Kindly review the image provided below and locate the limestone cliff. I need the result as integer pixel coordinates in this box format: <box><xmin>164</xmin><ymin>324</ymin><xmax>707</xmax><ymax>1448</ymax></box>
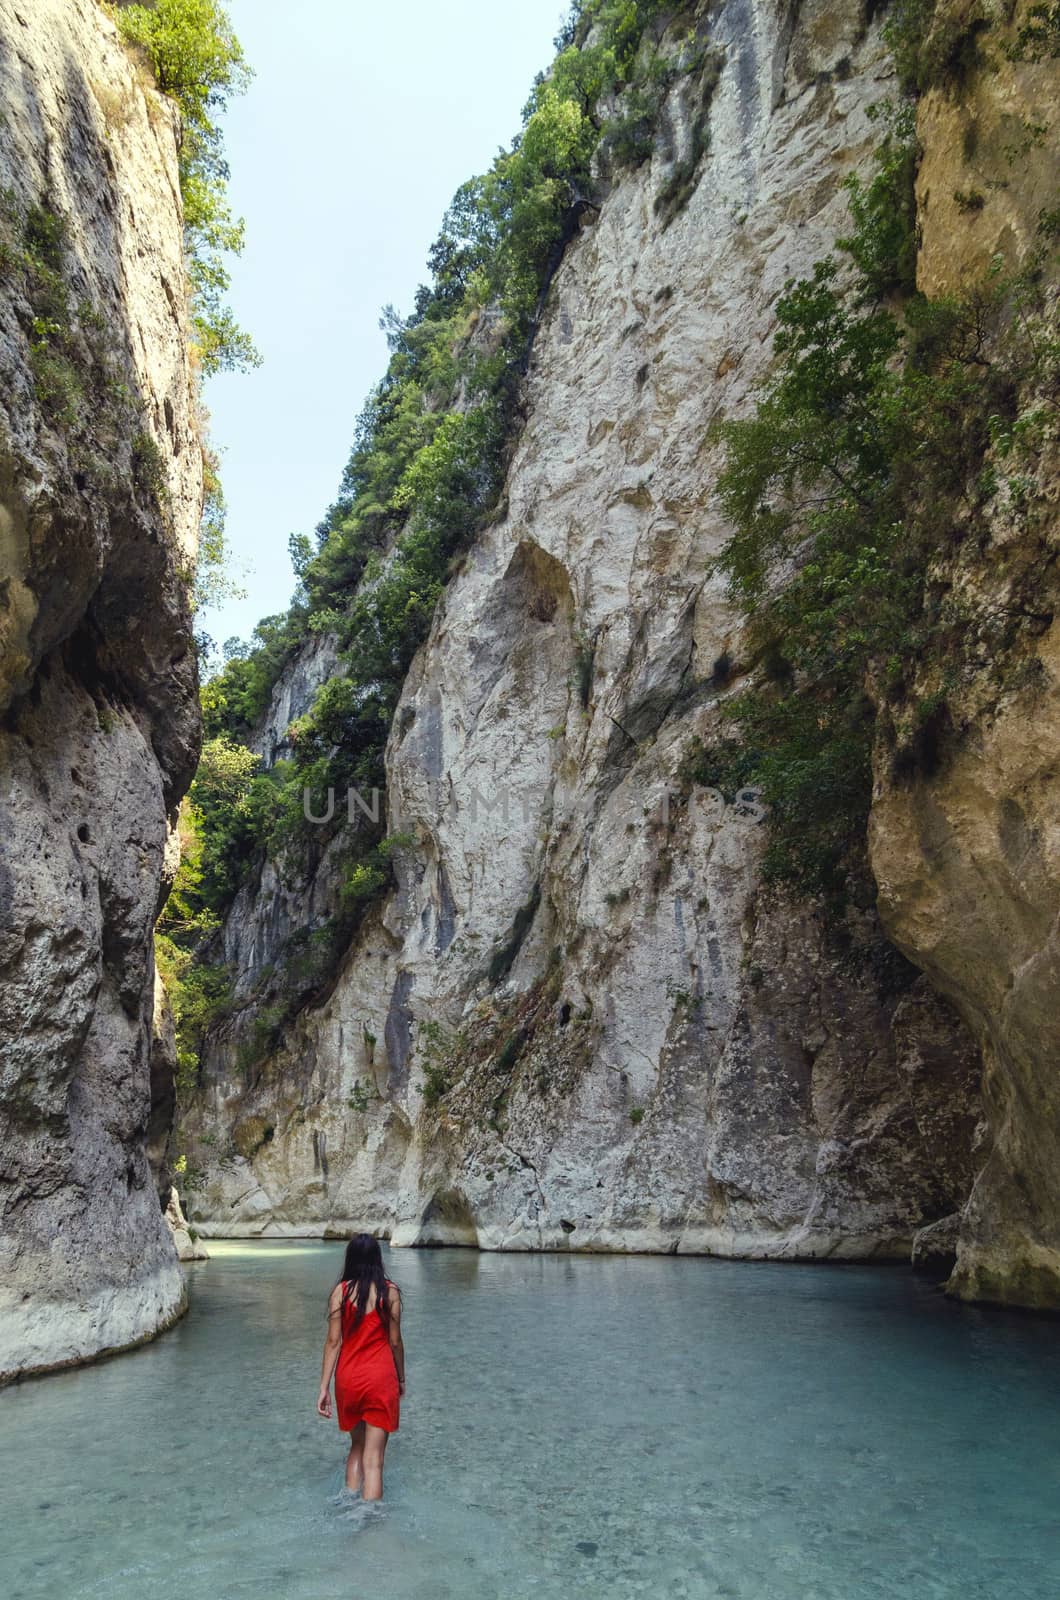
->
<box><xmin>0</xmin><ymin>0</ymin><xmax>202</xmax><ymax>1380</ymax></box>
<box><xmin>182</xmin><ymin>0</ymin><xmax>987</xmax><ymax>1264</ymax></box>
<box><xmin>870</xmin><ymin>0</ymin><xmax>1060</xmax><ymax>1307</ymax></box>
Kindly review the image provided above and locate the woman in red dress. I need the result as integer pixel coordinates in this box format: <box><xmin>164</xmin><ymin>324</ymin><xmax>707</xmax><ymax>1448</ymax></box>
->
<box><xmin>317</xmin><ymin>1234</ymin><xmax>405</xmax><ymax>1501</ymax></box>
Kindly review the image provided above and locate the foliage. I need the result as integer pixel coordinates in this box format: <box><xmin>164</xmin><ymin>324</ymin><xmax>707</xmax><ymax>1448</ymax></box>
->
<box><xmin>338</xmin><ymin>832</ymin><xmax>415</xmax><ymax>910</ymax></box>
<box><xmin>155</xmin><ymin>932</ymin><xmax>232</xmax><ymax>1096</ymax></box>
<box><xmin>193</xmin><ymin>457</ymin><xmax>246</xmax><ymax>620</ymax></box>
<box><xmin>155</xmin><ymin>751</ymin><xmax>261</xmax><ymax>1094</ymax></box>
<box><xmin>1007</xmin><ymin>2</ymin><xmax>1060</xmax><ymax>61</ymax></box>
<box><xmin>116</xmin><ymin>0</ymin><xmax>259</xmax><ymax>374</ymax></box>
<box><xmin>678</xmin><ymin>736</ymin><xmax>759</xmax><ymax>802</ymax></box>
<box><xmin>201</xmin><ymin>613</ymin><xmax>307</xmax><ymax>738</ymax></box>
<box><xmin>342</xmin><ymin>403</ymin><xmax>508</xmax><ymax>689</ymax></box>
<box><xmin>0</xmin><ymin>192</ymin><xmax>175</xmax><ymax>511</ymax></box>
<box><xmin>160</xmin><ymin>737</ymin><xmax>271</xmax><ymax>934</ymax></box>
<box><xmin>838</xmin><ymin>101</ymin><xmax>919</xmax><ymax>297</ymax></box>
<box><xmin>419</xmin><ymin>1020</ymin><xmax>456</xmax><ymax>1108</ymax></box>
<box><xmin>132</xmin><ymin>430</ymin><xmax>169</xmax><ymax>499</ymax></box>
<box><xmin>178</xmin><ymin>2</ymin><xmax>718</xmax><ymax>1071</ymax></box>
<box><xmin>3</xmin><ymin>195</ymin><xmax>79</xmax><ymax>426</ymax></box>
<box><xmin>164</xmin><ymin>821</ymin><xmax>413</xmax><ymax>1084</ymax></box>
<box><xmin>199</xmin><ymin>0</ymin><xmax>715</xmax><ymax>864</ymax></box>
<box><xmin>711</xmin><ymin>106</ymin><xmax>1057</xmax><ymax>897</ymax></box>
<box><xmin>882</xmin><ymin>0</ymin><xmax>939</xmax><ymax>94</ymax></box>
<box><xmin>601</xmin><ymin>83</ymin><xmax>661</xmax><ymax>169</ymax></box>
<box><xmin>882</xmin><ymin>0</ymin><xmax>993</xmax><ymax>97</ymax></box>
<box><xmin>347</xmin><ymin>1078</ymin><xmax>375</xmax><ymax>1114</ymax></box>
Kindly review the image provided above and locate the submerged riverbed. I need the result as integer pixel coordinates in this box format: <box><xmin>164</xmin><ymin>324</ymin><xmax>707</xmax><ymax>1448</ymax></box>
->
<box><xmin>1</xmin><ymin>1243</ymin><xmax>1058</xmax><ymax>1598</ymax></box>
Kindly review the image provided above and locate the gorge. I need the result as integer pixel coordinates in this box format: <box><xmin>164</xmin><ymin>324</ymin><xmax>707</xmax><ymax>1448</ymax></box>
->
<box><xmin>2</xmin><ymin>0</ymin><xmax>1060</xmax><ymax>1391</ymax></box>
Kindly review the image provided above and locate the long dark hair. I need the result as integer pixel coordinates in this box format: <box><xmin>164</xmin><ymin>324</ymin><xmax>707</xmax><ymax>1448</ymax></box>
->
<box><xmin>336</xmin><ymin>1233</ymin><xmax>392</xmax><ymax>1332</ymax></box>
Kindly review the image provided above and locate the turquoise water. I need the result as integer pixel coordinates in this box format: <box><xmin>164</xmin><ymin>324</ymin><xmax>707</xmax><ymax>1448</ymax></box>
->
<box><xmin>1</xmin><ymin>1243</ymin><xmax>1059</xmax><ymax>1599</ymax></box>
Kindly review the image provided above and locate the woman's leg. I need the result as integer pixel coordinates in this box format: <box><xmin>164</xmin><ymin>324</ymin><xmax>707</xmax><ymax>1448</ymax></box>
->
<box><xmin>362</xmin><ymin>1424</ymin><xmax>389</xmax><ymax>1501</ymax></box>
<box><xmin>345</xmin><ymin>1422</ymin><xmax>366</xmax><ymax>1492</ymax></box>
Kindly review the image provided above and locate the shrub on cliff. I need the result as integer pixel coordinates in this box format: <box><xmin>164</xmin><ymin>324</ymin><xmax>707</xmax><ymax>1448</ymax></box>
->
<box><xmin>200</xmin><ymin>0</ymin><xmax>705</xmax><ymax>821</ymax></box>
<box><xmin>712</xmin><ymin>115</ymin><xmax>1058</xmax><ymax>898</ymax></box>
<box><xmin>116</xmin><ymin>0</ymin><xmax>258</xmax><ymax>374</ymax></box>
<box><xmin>180</xmin><ymin>0</ymin><xmax>720</xmax><ymax>1058</ymax></box>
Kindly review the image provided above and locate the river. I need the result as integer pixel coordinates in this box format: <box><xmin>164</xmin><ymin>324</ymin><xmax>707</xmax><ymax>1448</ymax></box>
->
<box><xmin>1</xmin><ymin>1242</ymin><xmax>1058</xmax><ymax>1598</ymax></box>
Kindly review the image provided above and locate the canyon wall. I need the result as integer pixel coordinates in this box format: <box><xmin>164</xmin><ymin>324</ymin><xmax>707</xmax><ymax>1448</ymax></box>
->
<box><xmin>182</xmin><ymin>0</ymin><xmax>988</xmax><ymax>1267</ymax></box>
<box><xmin>870</xmin><ymin>0</ymin><xmax>1060</xmax><ymax>1307</ymax></box>
<box><xmin>0</xmin><ymin>0</ymin><xmax>202</xmax><ymax>1380</ymax></box>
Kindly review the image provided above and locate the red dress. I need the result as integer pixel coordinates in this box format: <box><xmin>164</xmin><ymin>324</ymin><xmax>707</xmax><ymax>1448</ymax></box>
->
<box><xmin>334</xmin><ymin>1278</ymin><xmax>400</xmax><ymax>1434</ymax></box>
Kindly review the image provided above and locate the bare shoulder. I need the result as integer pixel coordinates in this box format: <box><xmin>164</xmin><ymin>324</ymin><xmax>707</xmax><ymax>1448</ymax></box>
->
<box><xmin>328</xmin><ymin>1282</ymin><xmax>345</xmax><ymax>1315</ymax></box>
<box><xmin>386</xmin><ymin>1279</ymin><xmax>402</xmax><ymax>1311</ymax></box>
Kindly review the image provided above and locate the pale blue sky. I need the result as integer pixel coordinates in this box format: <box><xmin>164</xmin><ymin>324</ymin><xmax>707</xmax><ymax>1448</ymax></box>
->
<box><xmin>199</xmin><ymin>0</ymin><xmax>567</xmax><ymax>653</ymax></box>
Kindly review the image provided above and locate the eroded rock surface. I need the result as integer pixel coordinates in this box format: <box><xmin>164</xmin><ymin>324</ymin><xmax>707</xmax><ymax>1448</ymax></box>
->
<box><xmin>183</xmin><ymin>0</ymin><xmax>984</xmax><ymax>1264</ymax></box>
<box><xmin>164</xmin><ymin>1187</ymin><xmax>209</xmax><ymax>1263</ymax></box>
<box><xmin>869</xmin><ymin>0</ymin><xmax>1060</xmax><ymax>1307</ymax></box>
<box><xmin>0</xmin><ymin>0</ymin><xmax>201</xmax><ymax>1381</ymax></box>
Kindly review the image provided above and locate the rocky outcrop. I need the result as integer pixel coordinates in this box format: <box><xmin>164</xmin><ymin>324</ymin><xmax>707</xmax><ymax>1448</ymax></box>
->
<box><xmin>869</xmin><ymin>0</ymin><xmax>1060</xmax><ymax>1308</ymax></box>
<box><xmin>220</xmin><ymin>631</ymin><xmax>346</xmax><ymax>1001</ymax></box>
<box><xmin>164</xmin><ymin>1187</ymin><xmax>209</xmax><ymax>1262</ymax></box>
<box><xmin>182</xmin><ymin>0</ymin><xmax>985</xmax><ymax>1262</ymax></box>
<box><xmin>250</xmin><ymin>630</ymin><xmax>339</xmax><ymax>769</ymax></box>
<box><xmin>0</xmin><ymin>0</ymin><xmax>202</xmax><ymax>1381</ymax></box>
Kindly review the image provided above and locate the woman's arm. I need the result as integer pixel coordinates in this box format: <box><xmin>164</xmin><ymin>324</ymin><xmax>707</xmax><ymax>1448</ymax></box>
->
<box><xmin>387</xmin><ymin>1283</ymin><xmax>406</xmax><ymax>1394</ymax></box>
<box><xmin>317</xmin><ymin>1284</ymin><xmax>343</xmax><ymax>1417</ymax></box>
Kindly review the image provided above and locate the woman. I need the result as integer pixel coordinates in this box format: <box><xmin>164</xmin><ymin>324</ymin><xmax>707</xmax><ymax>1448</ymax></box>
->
<box><xmin>317</xmin><ymin>1234</ymin><xmax>405</xmax><ymax>1501</ymax></box>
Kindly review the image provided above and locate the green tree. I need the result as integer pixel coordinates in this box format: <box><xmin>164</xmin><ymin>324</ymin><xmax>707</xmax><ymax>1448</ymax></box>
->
<box><xmin>712</xmin><ymin>149</ymin><xmax>1051</xmax><ymax>898</ymax></box>
<box><xmin>117</xmin><ymin>0</ymin><xmax>259</xmax><ymax>374</ymax></box>
<box><xmin>175</xmin><ymin>0</ymin><xmax>720</xmax><ymax>990</ymax></box>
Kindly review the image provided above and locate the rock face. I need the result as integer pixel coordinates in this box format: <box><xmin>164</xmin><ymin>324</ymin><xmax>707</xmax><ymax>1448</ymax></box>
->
<box><xmin>872</xmin><ymin>604</ymin><xmax>1060</xmax><ymax>1307</ymax></box>
<box><xmin>0</xmin><ymin>0</ymin><xmax>201</xmax><ymax>1381</ymax></box>
<box><xmin>164</xmin><ymin>1187</ymin><xmax>209</xmax><ymax>1263</ymax></box>
<box><xmin>182</xmin><ymin>0</ymin><xmax>986</xmax><ymax>1262</ymax></box>
<box><xmin>869</xmin><ymin>0</ymin><xmax>1060</xmax><ymax>1308</ymax></box>
<box><xmin>874</xmin><ymin>663</ymin><xmax>1060</xmax><ymax>1305</ymax></box>
<box><xmin>221</xmin><ymin>631</ymin><xmax>346</xmax><ymax>1002</ymax></box>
